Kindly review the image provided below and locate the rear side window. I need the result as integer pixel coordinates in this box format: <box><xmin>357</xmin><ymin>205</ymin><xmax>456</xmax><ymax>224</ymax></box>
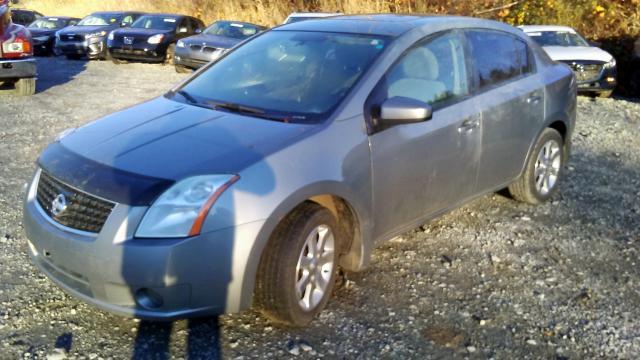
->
<box><xmin>466</xmin><ymin>30</ymin><xmax>532</xmax><ymax>90</ymax></box>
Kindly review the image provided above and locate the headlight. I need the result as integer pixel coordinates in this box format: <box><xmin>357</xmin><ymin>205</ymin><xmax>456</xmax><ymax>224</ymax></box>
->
<box><xmin>147</xmin><ymin>34</ymin><xmax>165</xmax><ymax>45</ymax></box>
<box><xmin>33</xmin><ymin>36</ymin><xmax>49</xmax><ymax>42</ymax></box>
<box><xmin>135</xmin><ymin>175</ymin><xmax>239</xmax><ymax>238</ymax></box>
<box><xmin>85</xmin><ymin>31</ymin><xmax>107</xmax><ymax>39</ymax></box>
<box><xmin>108</xmin><ymin>31</ymin><xmax>114</xmax><ymax>41</ymax></box>
<box><xmin>177</xmin><ymin>40</ymin><xmax>185</xmax><ymax>48</ymax></box>
<box><xmin>604</xmin><ymin>58</ymin><xmax>616</xmax><ymax>69</ymax></box>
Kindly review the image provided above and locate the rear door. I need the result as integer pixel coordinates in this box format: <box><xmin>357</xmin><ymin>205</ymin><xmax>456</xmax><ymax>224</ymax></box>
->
<box><xmin>464</xmin><ymin>29</ymin><xmax>544</xmax><ymax>192</ymax></box>
<box><xmin>369</xmin><ymin>30</ymin><xmax>482</xmax><ymax>239</ymax></box>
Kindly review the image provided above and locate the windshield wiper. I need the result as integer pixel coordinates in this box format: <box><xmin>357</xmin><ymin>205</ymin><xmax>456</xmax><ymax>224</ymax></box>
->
<box><xmin>170</xmin><ymin>89</ymin><xmax>198</xmax><ymax>104</ymax></box>
<box><xmin>212</xmin><ymin>102</ymin><xmax>291</xmax><ymax>122</ymax></box>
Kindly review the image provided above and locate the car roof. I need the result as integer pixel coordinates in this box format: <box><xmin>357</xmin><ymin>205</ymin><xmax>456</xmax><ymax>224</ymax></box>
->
<box><xmin>278</xmin><ymin>14</ymin><xmax>517</xmax><ymax>38</ymax></box>
<box><xmin>519</xmin><ymin>25</ymin><xmax>577</xmax><ymax>33</ymax></box>
<box><xmin>214</xmin><ymin>19</ymin><xmax>264</xmax><ymax>28</ymax></box>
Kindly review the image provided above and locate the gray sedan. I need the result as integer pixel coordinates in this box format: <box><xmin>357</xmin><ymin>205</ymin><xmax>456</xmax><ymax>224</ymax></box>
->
<box><xmin>174</xmin><ymin>20</ymin><xmax>266</xmax><ymax>72</ymax></box>
<box><xmin>23</xmin><ymin>15</ymin><xmax>576</xmax><ymax>326</ymax></box>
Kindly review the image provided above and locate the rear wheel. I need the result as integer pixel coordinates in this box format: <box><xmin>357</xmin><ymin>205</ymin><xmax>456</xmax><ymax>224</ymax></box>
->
<box><xmin>14</xmin><ymin>78</ymin><xmax>36</xmax><ymax>96</ymax></box>
<box><xmin>255</xmin><ymin>203</ymin><xmax>340</xmax><ymax>326</ymax></box>
<box><xmin>164</xmin><ymin>44</ymin><xmax>175</xmax><ymax>66</ymax></box>
<box><xmin>508</xmin><ymin>128</ymin><xmax>564</xmax><ymax>204</ymax></box>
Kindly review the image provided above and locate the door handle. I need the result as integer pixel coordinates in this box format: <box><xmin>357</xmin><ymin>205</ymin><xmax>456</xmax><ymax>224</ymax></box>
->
<box><xmin>527</xmin><ymin>94</ymin><xmax>542</xmax><ymax>104</ymax></box>
<box><xmin>458</xmin><ymin>118</ymin><xmax>480</xmax><ymax>133</ymax></box>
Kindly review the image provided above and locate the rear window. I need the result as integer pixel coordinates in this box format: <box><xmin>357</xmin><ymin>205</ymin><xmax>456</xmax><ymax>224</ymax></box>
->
<box><xmin>466</xmin><ymin>30</ymin><xmax>532</xmax><ymax>90</ymax></box>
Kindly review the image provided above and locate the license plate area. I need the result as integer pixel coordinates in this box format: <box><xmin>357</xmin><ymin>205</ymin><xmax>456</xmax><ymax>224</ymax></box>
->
<box><xmin>124</xmin><ymin>37</ymin><xmax>134</xmax><ymax>45</ymax></box>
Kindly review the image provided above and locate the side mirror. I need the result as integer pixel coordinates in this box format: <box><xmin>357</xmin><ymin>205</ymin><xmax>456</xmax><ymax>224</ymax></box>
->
<box><xmin>379</xmin><ymin>96</ymin><xmax>432</xmax><ymax>125</ymax></box>
<box><xmin>178</xmin><ymin>27</ymin><xmax>188</xmax><ymax>34</ymax></box>
<box><xmin>194</xmin><ymin>28</ymin><xmax>202</xmax><ymax>34</ymax></box>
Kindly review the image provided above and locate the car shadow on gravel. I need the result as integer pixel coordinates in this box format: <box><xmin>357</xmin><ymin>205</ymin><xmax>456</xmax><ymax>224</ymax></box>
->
<box><xmin>36</xmin><ymin>57</ymin><xmax>88</xmax><ymax>94</ymax></box>
<box><xmin>133</xmin><ymin>318</ymin><xmax>221</xmax><ymax>359</ymax></box>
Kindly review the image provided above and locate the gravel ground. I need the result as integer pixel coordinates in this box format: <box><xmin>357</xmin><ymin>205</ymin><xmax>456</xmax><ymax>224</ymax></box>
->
<box><xmin>0</xmin><ymin>57</ymin><xmax>639</xmax><ymax>359</ymax></box>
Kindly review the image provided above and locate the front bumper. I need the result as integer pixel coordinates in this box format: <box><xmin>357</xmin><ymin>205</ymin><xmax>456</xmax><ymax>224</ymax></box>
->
<box><xmin>575</xmin><ymin>66</ymin><xmax>617</xmax><ymax>94</ymax></box>
<box><xmin>23</xmin><ymin>170</ymin><xmax>265</xmax><ymax>320</ymax></box>
<box><xmin>108</xmin><ymin>43</ymin><xmax>166</xmax><ymax>62</ymax></box>
<box><xmin>174</xmin><ymin>46</ymin><xmax>221</xmax><ymax>69</ymax></box>
<box><xmin>58</xmin><ymin>37</ymin><xmax>106</xmax><ymax>58</ymax></box>
<box><xmin>0</xmin><ymin>57</ymin><xmax>37</xmax><ymax>80</ymax></box>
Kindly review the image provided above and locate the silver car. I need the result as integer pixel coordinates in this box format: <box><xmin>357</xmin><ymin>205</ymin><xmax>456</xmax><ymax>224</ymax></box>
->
<box><xmin>23</xmin><ymin>15</ymin><xmax>576</xmax><ymax>326</ymax></box>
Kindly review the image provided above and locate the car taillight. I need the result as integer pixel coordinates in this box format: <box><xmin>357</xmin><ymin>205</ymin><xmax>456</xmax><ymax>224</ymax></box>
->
<box><xmin>2</xmin><ymin>34</ymin><xmax>32</xmax><ymax>58</ymax></box>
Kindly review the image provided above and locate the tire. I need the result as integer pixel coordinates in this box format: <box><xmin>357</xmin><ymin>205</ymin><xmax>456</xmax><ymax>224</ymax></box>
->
<box><xmin>175</xmin><ymin>65</ymin><xmax>191</xmax><ymax>74</ymax></box>
<box><xmin>508</xmin><ymin>128</ymin><xmax>564</xmax><ymax>204</ymax></box>
<box><xmin>255</xmin><ymin>202</ymin><xmax>340</xmax><ymax>326</ymax></box>
<box><xmin>112</xmin><ymin>57</ymin><xmax>126</xmax><ymax>65</ymax></box>
<box><xmin>164</xmin><ymin>44</ymin><xmax>175</xmax><ymax>66</ymax></box>
<box><xmin>14</xmin><ymin>78</ymin><xmax>36</xmax><ymax>96</ymax></box>
<box><xmin>598</xmin><ymin>90</ymin><xmax>613</xmax><ymax>98</ymax></box>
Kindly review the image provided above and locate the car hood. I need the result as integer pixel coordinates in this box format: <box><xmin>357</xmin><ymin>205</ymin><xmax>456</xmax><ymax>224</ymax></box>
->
<box><xmin>58</xmin><ymin>25</ymin><xmax>115</xmax><ymax>35</ymax></box>
<box><xmin>182</xmin><ymin>33</ymin><xmax>242</xmax><ymax>49</ymax></box>
<box><xmin>38</xmin><ymin>96</ymin><xmax>314</xmax><ymax>204</ymax></box>
<box><xmin>28</xmin><ymin>28</ymin><xmax>56</xmax><ymax>37</ymax></box>
<box><xmin>542</xmin><ymin>46</ymin><xmax>613</xmax><ymax>63</ymax></box>
<box><xmin>114</xmin><ymin>27</ymin><xmax>173</xmax><ymax>37</ymax></box>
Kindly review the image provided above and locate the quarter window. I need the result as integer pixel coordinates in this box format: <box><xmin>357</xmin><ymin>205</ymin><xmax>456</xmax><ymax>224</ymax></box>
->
<box><xmin>466</xmin><ymin>30</ymin><xmax>532</xmax><ymax>89</ymax></box>
<box><xmin>383</xmin><ymin>31</ymin><xmax>469</xmax><ymax>107</ymax></box>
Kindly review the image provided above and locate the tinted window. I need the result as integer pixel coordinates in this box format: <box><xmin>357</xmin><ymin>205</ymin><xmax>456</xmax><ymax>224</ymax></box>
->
<box><xmin>466</xmin><ymin>30</ymin><xmax>532</xmax><ymax>89</ymax></box>
<box><xmin>383</xmin><ymin>31</ymin><xmax>469</xmax><ymax>107</ymax></box>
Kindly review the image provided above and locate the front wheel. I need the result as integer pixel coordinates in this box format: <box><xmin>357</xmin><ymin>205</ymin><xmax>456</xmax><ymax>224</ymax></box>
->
<box><xmin>508</xmin><ymin>128</ymin><xmax>565</xmax><ymax>204</ymax></box>
<box><xmin>255</xmin><ymin>202</ymin><xmax>340</xmax><ymax>326</ymax></box>
<box><xmin>14</xmin><ymin>78</ymin><xmax>36</xmax><ymax>96</ymax></box>
<box><xmin>164</xmin><ymin>44</ymin><xmax>175</xmax><ymax>66</ymax></box>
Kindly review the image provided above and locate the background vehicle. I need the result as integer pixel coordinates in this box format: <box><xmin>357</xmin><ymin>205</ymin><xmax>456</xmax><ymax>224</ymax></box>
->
<box><xmin>283</xmin><ymin>12</ymin><xmax>341</xmax><ymax>24</ymax></box>
<box><xmin>28</xmin><ymin>16</ymin><xmax>79</xmax><ymax>56</ymax></box>
<box><xmin>631</xmin><ymin>37</ymin><xmax>640</xmax><ymax>96</ymax></box>
<box><xmin>107</xmin><ymin>13</ymin><xmax>204</xmax><ymax>65</ymax></box>
<box><xmin>10</xmin><ymin>8</ymin><xmax>42</xmax><ymax>26</ymax></box>
<box><xmin>1</xmin><ymin>0</ymin><xmax>36</xmax><ymax>95</ymax></box>
<box><xmin>521</xmin><ymin>25</ymin><xmax>617</xmax><ymax>97</ymax></box>
<box><xmin>174</xmin><ymin>20</ymin><xmax>265</xmax><ymax>72</ymax></box>
<box><xmin>56</xmin><ymin>11</ymin><xmax>143</xmax><ymax>60</ymax></box>
<box><xmin>24</xmin><ymin>15</ymin><xmax>576</xmax><ymax>326</ymax></box>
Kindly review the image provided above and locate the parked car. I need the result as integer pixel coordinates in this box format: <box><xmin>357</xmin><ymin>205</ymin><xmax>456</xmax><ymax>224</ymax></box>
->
<box><xmin>56</xmin><ymin>11</ymin><xmax>144</xmax><ymax>60</ymax></box>
<box><xmin>1</xmin><ymin>0</ymin><xmax>36</xmax><ymax>95</ymax></box>
<box><xmin>28</xmin><ymin>16</ymin><xmax>79</xmax><ymax>56</ymax></box>
<box><xmin>283</xmin><ymin>12</ymin><xmax>341</xmax><ymax>24</ymax></box>
<box><xmin>24</xmin><ymin>15</ymin><xmax>576</xmax><ymax>326</ymax></box>
<box><xmin>10</xmin><ymin>8</ymin><xmax>42</xmax><ymax>26</ymax></box>
<box><xmin>520</xmin><ymin>25</ymin><xmax>616</xmax><ymax>97</ymax></box>
<box><xmin>174</xmin><ymin>20</ymin><xmax>266</xmax><ymax>72</ymax></box>
<box><xmin>107</xmin><ymin>13</ymin><xmax>204</xmax><ymax>65</ymax></box>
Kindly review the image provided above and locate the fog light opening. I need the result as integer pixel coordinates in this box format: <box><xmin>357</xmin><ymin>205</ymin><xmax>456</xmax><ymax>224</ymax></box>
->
<box><xmin>135</xmin><ymin>288</ymin><xmax>164</xmax><ymax>309</ymax></box>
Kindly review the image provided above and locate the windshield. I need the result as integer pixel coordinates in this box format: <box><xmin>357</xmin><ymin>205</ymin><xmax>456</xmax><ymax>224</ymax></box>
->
<box><xmin>177</xmin><ymin>31</ymin><xmax>388</xmax><ymax>123</ymax></box>
<box><xmin>28</xmin><ymin>18</ymin><xmax>65</xmax><ymax>29</ymax></box>
<box><xmin>285</xmin><ymin>16</ymin><xmax>318</xmax><ymax>24</ymax></box>
<box><xmin>527</xmin><ymin>31</ymin><xmax>589</xmax><ymax>47</ymax></box>
<box><xmin>131</xmin><ymin>15</ymin><xmax>178</xmax><ymax>30</ymax></box>
<box><xmin>77</xmin><ymin>13</ymin><xmax>121</xmax><ymax>26</ymax></box>
<box><xmin>203</xmin><ymin>21</ymin><xmax>259</xmax><ymax>39</ymax></box>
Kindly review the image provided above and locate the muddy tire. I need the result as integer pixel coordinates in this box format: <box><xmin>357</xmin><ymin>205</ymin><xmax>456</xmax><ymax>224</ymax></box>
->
<box><xmin>14</xmin><ymin>78</ymin><xmax>36</xmax><ymax>96</ymax></box>
<box><xmin>255</xmin><ymin>202</ymin><xmax>340</xmax><ymax>326</ymax></box>
<box><xmin>508</xmin><ymin>128</ymin><xmax>565</xmax><ymax>204</ymax></box>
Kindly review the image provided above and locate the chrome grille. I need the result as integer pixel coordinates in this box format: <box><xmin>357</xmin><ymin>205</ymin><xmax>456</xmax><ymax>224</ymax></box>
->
<box><xmin>36</xmin><ymin>171</ymin><xmax>115</xmax><ymax>233</ymax></box>
<box><xmin>563</xmin><ymin>61</ymin><xmax>604</xmax><ymax>83</ymax></box>
<box><xmin>60</xmin><ymin>34</ymin><xmax>84</xmax><ymax>42</ymax></box>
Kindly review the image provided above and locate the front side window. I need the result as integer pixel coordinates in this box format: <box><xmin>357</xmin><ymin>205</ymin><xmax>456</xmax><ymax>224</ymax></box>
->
<box><xmin>383</xmin><ymin>31</ymin><xmax>469</xmax><ymax>107</ymax></box>
<box><xmin>526</xmin><ymin>31</ymin><xmax>589</xmax><ymax>47</ymax></box>
<box><xmin>178</xmin><ymin>31</ymin><xmax>389</xmax><ymax>123</ymax></box>
<box><xmin>122</xmin><ymin>15</ymin><xmax>134</xmax><ymax>26</ymax></box>
<box><xmin>466</xmin><ymin>30</ymin><xmax>532</xmax><ymax>90</ymax></box>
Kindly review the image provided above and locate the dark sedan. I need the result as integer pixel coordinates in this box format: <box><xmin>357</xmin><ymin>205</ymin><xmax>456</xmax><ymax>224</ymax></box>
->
<box><xmin>28</xmin><ymin>16</ymin><xmax>79</xmax><ymax>56</ymax></box>
<box><xmin>174</xmin><ymin>20</ymin><xmax>266</xmax><ymax>72</ymax></box>
<box><xmin>56</xmin><ymin>11</ymin><xmax>144</xmax><ymax>60</ymax></box>
<box><xmin>107</xmin><ymin>13</ymin><xmax>204</xmax><ymax>64</ymax></box>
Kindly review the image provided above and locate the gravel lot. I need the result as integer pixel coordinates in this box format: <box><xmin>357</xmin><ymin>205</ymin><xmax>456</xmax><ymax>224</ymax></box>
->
<box><xmin>1</xmin><ymin>57</ymin><xmax>639</xmax><ymax>359</ymax></box>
